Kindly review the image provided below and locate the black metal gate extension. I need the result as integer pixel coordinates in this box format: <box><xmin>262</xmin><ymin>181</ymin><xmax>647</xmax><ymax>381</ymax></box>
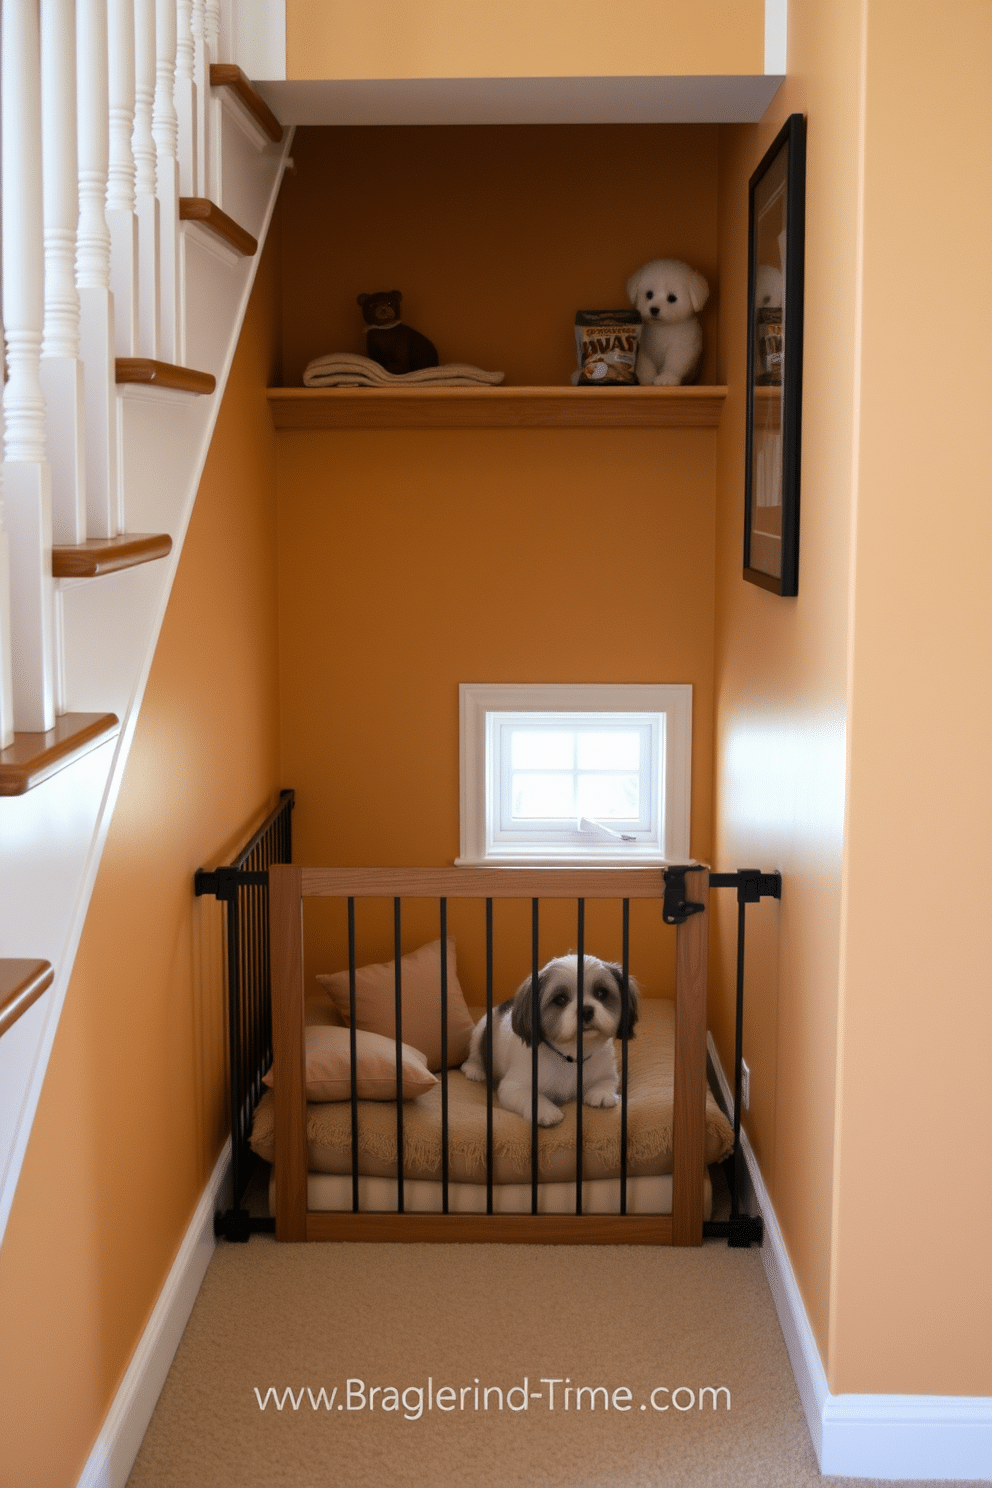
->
<box><xmin>195</xmin><ymin>789</ymin><xmax>294</xmax><ymax>1241</ymax></box>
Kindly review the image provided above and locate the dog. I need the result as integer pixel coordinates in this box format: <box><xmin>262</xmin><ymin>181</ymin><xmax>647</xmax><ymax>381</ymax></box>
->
<box><xmin>461</xmin><ymin>955</ymin><xmax>640</xmax><ymax>1126</ymax></box>
<box><xmin>626</xmin><ymin>258</ymin><xmax>709</xmax><ymax>386</ymax></box>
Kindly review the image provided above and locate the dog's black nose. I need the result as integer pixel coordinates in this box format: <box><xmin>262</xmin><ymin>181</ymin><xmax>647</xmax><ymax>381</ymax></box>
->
<box><xmin>650</xmin><ymin>305</ymin><xmax>659</xmax><ymax>315</ymax></box>
<box><xmin>583</xmin><ymin>1005</ymin><xmax>595</xmax><ymax>1023</ymax></box>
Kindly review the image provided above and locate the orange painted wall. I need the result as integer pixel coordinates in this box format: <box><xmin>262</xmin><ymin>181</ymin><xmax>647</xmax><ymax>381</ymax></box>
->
<box><xmin>711</xmin><ymin>0</ymin><xmax>992</xmax><ymax>1398</ymax></box>
<box><xmin>275</xmin><ymin>123</ymin><xmax>719</xmax><ymax>1000</ymax></box>
<box><xmin>286</xmin><ymin>0</ymin><xmax>766</xmax><ymax>82</ymax></box>
<box><xmin>278</xmin><ymin>124</ymin><xmax>719</xmax><ymax>389</ymax></box>
<box><xmin>0</xmin><ymin>232</ymin><xmax>283</xmax><ymax>1486</ymax></box>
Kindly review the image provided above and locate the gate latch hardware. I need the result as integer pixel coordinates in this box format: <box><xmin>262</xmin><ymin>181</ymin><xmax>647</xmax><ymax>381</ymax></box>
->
<box><xmin>662</xmin><ymin>865</ymin><xmax>705</xmax><ymax>926</ymax></box>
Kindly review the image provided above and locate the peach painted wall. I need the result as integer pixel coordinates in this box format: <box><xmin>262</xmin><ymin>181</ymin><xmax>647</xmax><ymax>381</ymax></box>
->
<box><xmin>286</xmin><ymin>0</ymin><xmax>765</xmax><ymax>82</ymax></box>
<box><xmin>829</xmin><ymin>0</ymin><xmax>992</xmax><ymax>1396</ymax></box>
<box><xmin>0</xmin><ymin>233</ymin><xmax>283</xmax><ymax>1486</ymax></box>
<box><xmin>712</xmin><ymin>0</ymin><xmax>992</xmax><ymax>1398</ymax></box>
<box><xmin>710</xmin><ymin>0</ymin><xmax>862</xmax><ymax>1370</ymax></box>
<box><xmin>278</xmin><ymin>124</ymin><xmax>720</xmax><ymax>389</ymax></box>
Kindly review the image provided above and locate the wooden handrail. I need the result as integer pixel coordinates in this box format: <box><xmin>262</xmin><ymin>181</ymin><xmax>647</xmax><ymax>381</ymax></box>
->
<box><xmin>179</xmin><ymin>198</ymin><xmax>258</xmax><ymax>256</ymax></box>
<box><xmin>0</xmin><ymin>960</ymin><xmax>53</xmax><ymax>1038</ymax></box>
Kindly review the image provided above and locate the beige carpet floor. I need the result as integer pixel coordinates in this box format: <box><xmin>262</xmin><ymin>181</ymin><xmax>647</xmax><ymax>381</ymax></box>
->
<box><xmin>127</xmin><ymin>1234</ymin><xmax>981</xmax><ymax>1488</ymax></box>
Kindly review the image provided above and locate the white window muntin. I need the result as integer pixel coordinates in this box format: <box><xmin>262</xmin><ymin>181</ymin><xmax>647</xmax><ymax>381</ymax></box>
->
<box><xmin>458</xmin><ymin>683</ymin><xmax>692</xmax><ymax>865</ymax></box>
<box><xmin>494</xmin><ymin>714</ymin><xmax>659</xmax><ymax>843</ymax></box>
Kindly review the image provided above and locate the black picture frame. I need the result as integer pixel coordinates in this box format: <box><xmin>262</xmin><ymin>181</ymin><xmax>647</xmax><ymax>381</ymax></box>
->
<box><xmin>744</xmin><ymin>113</ymin><xmax>806</xmax><ymax>597</ymax></box>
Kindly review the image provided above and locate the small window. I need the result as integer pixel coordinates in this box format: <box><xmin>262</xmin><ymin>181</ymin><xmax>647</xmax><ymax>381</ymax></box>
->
<box><xmin>458</xmin><ymin>683</ymin><xmax>692</xmax><ymax>864</ymax></box>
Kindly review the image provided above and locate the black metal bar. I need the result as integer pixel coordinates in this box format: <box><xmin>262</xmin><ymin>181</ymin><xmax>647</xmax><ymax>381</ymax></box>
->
<box><xmin>730</xmin><ymin>893</ymin><xmax>746</xmax><ymax>1223</ymax></box>
<box><xmin>205</xmin><ymin>791</ymin><xmax>294</xmax><ymax>1243</ymax></box>
<box><xmin>225</xmin><ymin>879</ymin><xmax>242</xmax><ymax>1206</ymax></box>
<box><xmin>575</xmin><ymin>899</ymin><xmax>584</xmax><ymax>1216</ymax></box>
<box><xmin>620</xmin><ymin>898</ymin><xmax>629</xmax><ymax>1216</ymax></box>
<box><xmin>348</xmin><ymin>898</ymin><xmax>359</xmax><ymax>1214</ymax></box>
<box><xmin>704</xmin><ymin>868</ymin><xmax>780</xmax><ymax>1248</ymax></box>
<box><xmin>531</xmin><ymin>898</ymin><xmax>539</xmax><ymax>1216</ymax></box>
<box><xmin>440</xmin><ymin>897</ymin><xmax>449</xmax><ymax>1214</ymax></box>
<box><xmin>485</xmin><ymin>898</ymin><xmax>494</xmax><ymax>1216</ymax></box>
<box><xmin>394</xmin><ymin>897</ymin><xmax>404</xmax><ymax>1214</ymax></box>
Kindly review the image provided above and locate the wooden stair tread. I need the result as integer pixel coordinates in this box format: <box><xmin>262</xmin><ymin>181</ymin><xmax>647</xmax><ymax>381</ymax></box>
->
<box><xmin>267</xmin><ymin>384</ymin><xmax>729</xmax><ymax>430</ymax></box>
<box><xmin>116</xmin><ymin>358</ymin><xmax>215</xmax><ymax>395</ymax></box>
<box><xmin>0</xmin><ymin>712</ymin><xmax>120</xmax><ymax>796</ymax></box>
<box><xmin>52</xmin><ymin>532</ymin><xmax>173</xmax><ymax>579</ymax></box>
<box><xmin>210</xmin><ymin>63</ymin><xmax>282</xmax><ymax>142</ymax></box>
<box><xmin>179</xmin><ymin>198</ymin><xmax>257</xmax><ymax>256</ymax></box>
<box><xmin>0</xmin><ymin>960</ymin><xmax>54</xmax><ymax>1039</ymax></box>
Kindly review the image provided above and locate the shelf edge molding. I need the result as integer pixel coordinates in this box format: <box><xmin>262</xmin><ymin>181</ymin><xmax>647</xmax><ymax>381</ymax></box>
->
<box><xmin>267</xmin><ymin>384</ymin><xmax>728</xmax><ymax>431</ymax></box>
<box><xmin>0</xmin><ymin>713</ymin><xmax>120</xmax><ymax>796</ymax></box>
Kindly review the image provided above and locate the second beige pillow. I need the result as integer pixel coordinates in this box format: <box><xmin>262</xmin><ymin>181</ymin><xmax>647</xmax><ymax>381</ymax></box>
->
<box><xmin>318</xmin><ymin>937</ymin><xmax>475</xmax><ymax>1071</ymax></box>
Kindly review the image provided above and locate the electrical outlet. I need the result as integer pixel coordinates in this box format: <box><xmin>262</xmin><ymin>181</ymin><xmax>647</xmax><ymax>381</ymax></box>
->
<box><xmin>741</xmin><ymin>1060</ymin><xmax>751</xmax><ymax>1111</ymax></box>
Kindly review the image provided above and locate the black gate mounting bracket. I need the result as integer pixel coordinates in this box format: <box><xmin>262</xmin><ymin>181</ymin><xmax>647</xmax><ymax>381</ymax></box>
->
<box><xmin>709</xmin><ymin>868</ymin><xmax>782</xmax><ymax>904</ymax></box>
<box><xmin>662</xmin><ymin>864</ymin><xmax>706</xmax><ymax>925</ymax></box>
<box><xmin>194</xmin><ymin>865</ymin><xmax>268</xmax><ymax>901</ymax></box>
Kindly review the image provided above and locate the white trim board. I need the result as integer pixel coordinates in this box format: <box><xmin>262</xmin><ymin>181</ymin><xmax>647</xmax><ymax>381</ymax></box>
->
<box><xmin>707</xmin><ymin>1035</ymin><xmax>992</xmax><ymax>1481</ymax></box>
<box><xmin>76</xmin><ymin>1141</ymin><xmax>231</xmax><ymax>1488</ymax></box>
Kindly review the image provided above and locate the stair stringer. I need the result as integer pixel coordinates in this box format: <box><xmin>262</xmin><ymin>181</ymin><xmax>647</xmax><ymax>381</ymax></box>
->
<box><xmin>0</xmin><ymin>119</ymin><xmax>294</xmax><ymax>1253</ymax></box>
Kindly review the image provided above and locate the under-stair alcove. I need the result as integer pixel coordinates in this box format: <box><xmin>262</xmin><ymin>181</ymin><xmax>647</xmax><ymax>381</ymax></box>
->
<box><xmin>267</xmin><ymin>122</ymin><xmax>726</xmax><ymax>998</ymax></box>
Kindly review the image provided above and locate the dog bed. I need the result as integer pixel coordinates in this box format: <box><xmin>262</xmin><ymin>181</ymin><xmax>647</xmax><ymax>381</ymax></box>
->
<box><xmin>251</xmin><ymin>997</ymin><xmax>733</xmax><ymax>1213</ymax></box>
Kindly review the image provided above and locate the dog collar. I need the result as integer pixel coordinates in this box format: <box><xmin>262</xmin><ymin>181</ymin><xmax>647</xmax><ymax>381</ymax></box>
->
<box><xmin>541</xmin><ymin>1037</ymin><xmax>594</xmax><ymax>1065</ymax></box>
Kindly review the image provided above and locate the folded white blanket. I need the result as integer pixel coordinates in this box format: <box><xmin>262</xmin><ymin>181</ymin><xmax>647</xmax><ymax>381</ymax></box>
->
<box><xmin>302</xmin><ymin>352</ymin><xmax>504</xmax><ymax>388</ymax></box>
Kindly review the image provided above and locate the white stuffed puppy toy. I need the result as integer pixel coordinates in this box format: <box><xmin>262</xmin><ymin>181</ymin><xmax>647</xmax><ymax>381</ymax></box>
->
<box><xmin>627</xmin><ymin>258</ymin><xmax>709</xmax><ymax>386</ymax></box>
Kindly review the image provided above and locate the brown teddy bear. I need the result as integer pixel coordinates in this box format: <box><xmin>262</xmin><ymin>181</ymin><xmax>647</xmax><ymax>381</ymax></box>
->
<box><xmin>357</xmin><ymin>291</ymin><xmax>439</xmax><ymax>375</ymax></box>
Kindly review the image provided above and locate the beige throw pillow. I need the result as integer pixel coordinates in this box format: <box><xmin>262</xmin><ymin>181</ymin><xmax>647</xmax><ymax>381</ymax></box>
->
<box><xmin>317</xmin><ymin>937</ymin><xmax>475</xmax><ymax>1071</ymax></box>
<box><xmin>263</xmin><ymin>1024</ymin><xmax>438</xmax><ymax>1102</ymax></box>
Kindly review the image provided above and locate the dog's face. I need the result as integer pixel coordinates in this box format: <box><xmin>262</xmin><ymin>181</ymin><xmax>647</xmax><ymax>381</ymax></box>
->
<box><xmin>627</xmin><ymin>259</ymin><xmax>709</xmax><ymax>325</ymax></box>
<box><xmin>509</xmin><ymin>955</ymin><xmax>640</xmax><ymax>1051</ymax></box>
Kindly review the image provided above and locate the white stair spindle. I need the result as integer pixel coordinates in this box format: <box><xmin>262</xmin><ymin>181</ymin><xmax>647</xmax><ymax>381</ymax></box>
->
<box><xmin>204</xmin><ymin>0</ymin><xmax>222</xmax><ymax>206</ymax></box>
<box><xmin>191</xmin><ymin>0</ymin><xmax>207</xmax><ymax>204</ymax></box>
<box><xmin>0</xmin><ymin>322</ymin><xmax>16</xmax><ymax>748</ymax></box>
<box><xmin>76</xmin><ymin>0</ymin><xmax>120</xmax><ymax>539</ymax></box>
<box><xmin>107</xmin><ymin>0</ymin><xmax>139</xmax><ymax>357</ymax></box>
<box><xmin>2</xmin><ymin>0</ymin><xmax>57</xmax><ymax>732</ymax></box>
<box><xmin>174</xmin><ymin>0</ymin><xmax>197</xmax><ymax>196</ymax></box>
<box><xmin>40</xmin><ymin>0</ymin><xmax>87</xmax><ymax>546</ymax></box>
<box><xmin>153</xmin><ymin>0</ymin><xmax>182</xmax><ymax>363</ymax></box>
<box><xmin>133</xmin><ymin>0</ymin><xmax>160</xmax><ymax>358</ymax></box>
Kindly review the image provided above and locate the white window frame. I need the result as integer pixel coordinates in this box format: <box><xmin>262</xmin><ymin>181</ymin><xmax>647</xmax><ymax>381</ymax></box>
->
<box><xmin>458</xmin><ymin>683</ymin><xmax>692</xmax><ymax>866</ymax></box>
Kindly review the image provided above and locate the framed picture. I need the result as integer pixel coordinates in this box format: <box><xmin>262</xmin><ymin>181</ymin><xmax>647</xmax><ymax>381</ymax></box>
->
<box><xmin>744</xmin><ymin>113</ymin><xmax>806</xmax><ymax>596</ymax></box>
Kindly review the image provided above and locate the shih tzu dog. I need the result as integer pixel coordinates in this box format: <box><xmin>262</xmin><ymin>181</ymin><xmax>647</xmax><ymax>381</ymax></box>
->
<box><xmin>461</xmin><ymin>955</ymin><xmax>640</xmax><ymax>1127</ymax></box>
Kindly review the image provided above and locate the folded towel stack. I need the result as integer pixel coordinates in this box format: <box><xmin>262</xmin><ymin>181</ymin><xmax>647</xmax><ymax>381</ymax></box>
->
<box><xmin>302</xmin><ymin>352</ymin><xmax>505</xmax><ymax>389</ymax></box>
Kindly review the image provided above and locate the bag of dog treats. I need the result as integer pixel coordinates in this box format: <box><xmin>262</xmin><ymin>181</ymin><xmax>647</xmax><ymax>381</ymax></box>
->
<box><xmin>574</xmin><ymin>309</ymin><xmax>642</xmax><ymax>386</ymax></box>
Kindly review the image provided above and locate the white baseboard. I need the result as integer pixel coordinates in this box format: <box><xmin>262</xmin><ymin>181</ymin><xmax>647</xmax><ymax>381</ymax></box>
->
<box><xmin>76</xmin><ymin>1141</ymin><xmax>231</xmax><ymax>1488</ymax></box>
<box><xmin>707</xmin><ymin>1035</ymin><xmax>992</xmax><ymax>1481</ymax></box>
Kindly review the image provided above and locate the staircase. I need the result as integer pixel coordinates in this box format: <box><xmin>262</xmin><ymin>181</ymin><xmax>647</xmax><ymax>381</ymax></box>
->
<box><xmin>0</xmin><ymin>0</ymin><xmax>292</xmax><ymax>1247</ymax></box>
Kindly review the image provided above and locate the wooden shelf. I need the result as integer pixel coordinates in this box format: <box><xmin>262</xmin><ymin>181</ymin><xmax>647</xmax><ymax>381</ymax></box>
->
<box><xmin>116</xmin><ymin>359</ymin><xmax>215</xmax><ymax>395</ymax></box>
<box><xmin>0</xmin><ymin>712</ymin><xmax>119</xmax><ymax>796</ymax></box>
<box><xmin>0</xmin><ymin>960</ymin><xmax>54</xmax><ymax>1039</ymax></box>
<box><xmin>267</xmin><ymin>384</ymin><xmax>728</xmax><ymax>431</ymax></box>
<box><xmin>210</xmin><ymin>63</ymin><xmax>283</xmax><ymax>142</ymax></box>
<box><xmin>179</xmin><ymin>198</ymin><xmax>257</xmax><ymax>257</ymax></box>
<box><xmin>52</xmin><ymin>532</ymin><xmax>172</xmax><ymax>579</ymax></box>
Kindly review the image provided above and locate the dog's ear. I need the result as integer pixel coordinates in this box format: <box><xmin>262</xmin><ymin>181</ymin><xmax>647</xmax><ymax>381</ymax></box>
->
<box><xmin>686</xmin><ymin>269</ymin><xmax>709</xmax><ymax>314</ymax></box>
<box><xmin>510</xmin><ymin>970</ymin><xmax>547</xmax><ymax>1047</ymax></box>
<box><xmin>603</xmin><ymin>963</ymin><xmax>640</xmax><ymax>1040</ymax></box>
<box><xmin>626</xmin><ymin>269</ymin><xmax>643</xmax><ymax>308</ymax></box>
